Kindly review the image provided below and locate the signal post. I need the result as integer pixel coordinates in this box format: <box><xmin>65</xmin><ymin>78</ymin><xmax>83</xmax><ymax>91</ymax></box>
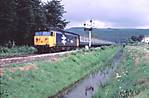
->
<box><xmin>84</xmin><ymin>19</ymin><xmax>93</xmax><ymax>48</ymax></box>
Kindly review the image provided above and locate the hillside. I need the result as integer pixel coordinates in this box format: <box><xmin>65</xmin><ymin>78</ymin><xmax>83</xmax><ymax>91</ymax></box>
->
<box><xmin>66</xmin><ymin>27</ymin><xmax>149</xmax><ymax>43</ymax></box>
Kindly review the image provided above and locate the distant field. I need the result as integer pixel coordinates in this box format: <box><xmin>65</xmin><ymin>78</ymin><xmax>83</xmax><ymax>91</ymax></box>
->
<box><xmin>0</xmin><ymin>46</ymin><xmax>117</xmax><ymax>98</ymax></box>
<box><xmin>67</xmin><ymin>27</ymin><xmax>149</xmax><ymax>43</ymax></box>
<box><xmin>93</xmin><ymin>44</ymin><xmax>149</xmax><ymax>98</ymax></box>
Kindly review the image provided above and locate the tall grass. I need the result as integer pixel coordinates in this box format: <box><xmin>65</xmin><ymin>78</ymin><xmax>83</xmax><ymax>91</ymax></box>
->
<box><xmin>0</xmin><ymin>46</ymin><xmax>117</xmax><ymax>98</ymax></box>
<box><xmin>93</xmin><ymin>46</ymin><xmax>149</xmax><ymax>98</ymax></box>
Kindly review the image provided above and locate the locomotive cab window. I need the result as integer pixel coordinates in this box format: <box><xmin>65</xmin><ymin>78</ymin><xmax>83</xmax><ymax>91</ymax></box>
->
<box><xmin>35</xmin><ymin>31</ymin><xmax>50</xmax><ymax>36</ymax></box>
<box><xmin>43</xmin><ymin>32</ymin><xmax>50</xmax><ymax>36</ymax></box>
<box><xmin>35</xmin><ymin>32</ymin><xmax>42</xmax><ymax>36</ymax></box>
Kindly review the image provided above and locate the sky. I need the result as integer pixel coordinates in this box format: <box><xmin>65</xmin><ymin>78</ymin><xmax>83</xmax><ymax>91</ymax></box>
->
<box><xmin>44</xmin><ymin>0</ymin><xmax>149</xmax><ymax>29</ymax></box>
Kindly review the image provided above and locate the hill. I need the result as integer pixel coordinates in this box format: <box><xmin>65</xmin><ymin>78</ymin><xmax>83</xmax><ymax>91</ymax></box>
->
<box><xmin>66</xmin><ymin>27</ymin><xmax>149</xmax><ymax>43</ymax></box>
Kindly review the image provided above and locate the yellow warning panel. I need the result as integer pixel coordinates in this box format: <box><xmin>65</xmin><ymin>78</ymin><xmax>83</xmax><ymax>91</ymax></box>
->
<box><xmin>34</xmin><ymin>31</ymin><xmax>56</xmax><ymax>47</ymax></box>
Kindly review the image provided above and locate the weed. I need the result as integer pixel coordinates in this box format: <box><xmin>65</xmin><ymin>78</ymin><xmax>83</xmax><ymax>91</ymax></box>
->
<box><xmin>93</xmin><ymin>45</ymin><xmax>149</xmax><ymax>98</ymax></box>
<box><xmin>0</xmin><ymin>47</ymin><xmax>117</xmax><ymax>98</ymax></box>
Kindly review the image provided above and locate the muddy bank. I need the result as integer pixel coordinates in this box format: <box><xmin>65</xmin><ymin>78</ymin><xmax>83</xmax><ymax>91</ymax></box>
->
<box><xmin>48</xmin><ymin>48</ymin><xmax>123</xmax><ymax>98</ymax></box>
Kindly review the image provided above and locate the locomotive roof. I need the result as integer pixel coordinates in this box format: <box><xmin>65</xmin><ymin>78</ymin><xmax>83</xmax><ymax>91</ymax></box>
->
<box><xmin>36</xmin><ymin>27</ymin><xmax>80</xmax><ymax>36</ymax></box>
<box><xmin>51</xmin><ymin>29</ymin><xmax>80</xmax><ymax>36</ymax></box>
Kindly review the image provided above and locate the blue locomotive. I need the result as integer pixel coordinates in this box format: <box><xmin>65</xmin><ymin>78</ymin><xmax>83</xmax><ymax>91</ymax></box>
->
<box><xmin>34</xmin><ymin>30</ymin><xmax>80</xmax><ymax>52</ymax></box>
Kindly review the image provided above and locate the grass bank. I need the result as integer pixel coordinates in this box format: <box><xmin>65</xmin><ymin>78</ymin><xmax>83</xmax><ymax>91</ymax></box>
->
<box><xmin>0</xmin><ymin>46</ymin><xmax>37</xmax><ymax>57</ymax></box>
<box><xmin>93</xmin><ymin>45</ymin><xmax>149</xmax><ymax>98</ymax></box>
<box><xmin>0</xmin><ymin>46</ymin><xmax>117</xmax><ymax>98</ymax></box>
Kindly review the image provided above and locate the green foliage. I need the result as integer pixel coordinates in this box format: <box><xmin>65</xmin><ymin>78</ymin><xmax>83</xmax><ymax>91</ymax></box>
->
<box><xmin>0</xmin><ymin>46</ymin><xmax>37</xmax><ymax>57</ymax></box>
<box><xmin>44</xmin><ymin>0</ymin><xmax>68</xmax><ymax>29</ymax></box>
<box><xmin>0</xmin><ymin>0</ymin><xmax>68</xmax><ymax>45</ymax></box>
<box><xmin>93</xmin><ymin>46</ymin><xmax>149</xmax><ymax>98</ymax></box>
<box><xmin>0</xmin><ymin>0</ymin><xmax>17</xmax><ymax>44</ymax></box>
<box><xmin>15</xmin><ymin>0</ymin><xmax>46</xmax><ymax>45</ymax></box>
<box><xmin>0</xmin><ymin>47</ymin><xmax>117</xmax><ymax>98</ymax></box>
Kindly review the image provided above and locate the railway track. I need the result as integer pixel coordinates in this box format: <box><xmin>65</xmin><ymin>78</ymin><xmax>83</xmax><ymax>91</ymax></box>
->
<box><xmin>0</xmin><ymin>50</ymin><xmax>78</xmax><ymax>68</ymax></box>
<box><xmin>0</xmin><ymin>43</ymin><xmax>114</xmax><ymax>67</ymax></box>
<box><xmin>0</xmin><ymin>53</ymin><xmax>37</xmax><ymax>59</ymax></box>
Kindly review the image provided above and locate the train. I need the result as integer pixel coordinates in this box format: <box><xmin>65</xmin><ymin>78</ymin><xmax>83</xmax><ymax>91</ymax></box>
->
<box><xmin>34</xmin><ymin>30</ymin><xmax>80</xmax><ymax>52</ymax></box>
<box><xmin>34</xmin><ymin>30</ymin><xmax>114</xmax><ymax>52</ymax></box>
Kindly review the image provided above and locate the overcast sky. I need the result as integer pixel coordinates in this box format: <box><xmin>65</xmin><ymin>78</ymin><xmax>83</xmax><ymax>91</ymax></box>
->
<box><xmin>44</xmin><ymin>0</ymin><xmax>149</xmax><ymax>29</ymax></box>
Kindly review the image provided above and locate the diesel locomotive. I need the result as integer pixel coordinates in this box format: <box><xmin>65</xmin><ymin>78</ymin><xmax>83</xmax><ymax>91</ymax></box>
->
<box><xmin>34</xmin><ymin>30</ymin><xmax>80</xmax><ymax>52</ymax></box>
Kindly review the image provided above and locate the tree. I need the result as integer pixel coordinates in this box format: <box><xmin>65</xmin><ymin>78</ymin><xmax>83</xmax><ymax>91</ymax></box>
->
<box><xmin>0</xmin><ymin>0</ymin><xmax>68</xmax><ymax>46</ymax></box>
<box><xmin>131</xmin><ymin>36</ymin><xmax>138</xmax><ymax>42</ymax></box>
<box><xmin>138</xmin><ymin>35</ymin><xmax>144</xmax><ymax>42</ymax></box>
<box><xmin>0</xmin><ymin>0</ymin><xmax>17</xmax><ymax>45</ymax></box>
<box><xmin>44</xmin><ymin>0</ymin><xmax>68</xmax><ymax>29</ymax></box>
<box><xmin>131</xmin><ymin>35</ymin><xmax>144</xmax><ymax>42</ymax></box>
<box><xmin>15</xmin><ymin>0</ymin><xmax>47</xmax><ymax>45</ymax></box>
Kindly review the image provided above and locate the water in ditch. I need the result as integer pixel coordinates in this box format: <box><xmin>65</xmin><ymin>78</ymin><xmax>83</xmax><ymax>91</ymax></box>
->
<box><xmin>58</xmin><ymin>48</ymin><xmax>123</xmax><ymax>98</ymax></box>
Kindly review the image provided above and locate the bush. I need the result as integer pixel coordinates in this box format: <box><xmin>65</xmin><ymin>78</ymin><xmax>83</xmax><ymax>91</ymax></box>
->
<box><xmin>0</xmin><ymin>46</ymin><xmax>37</xmax><ymax>57</ymax></box>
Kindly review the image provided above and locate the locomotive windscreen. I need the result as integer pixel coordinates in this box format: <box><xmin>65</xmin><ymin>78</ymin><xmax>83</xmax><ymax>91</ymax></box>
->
<box><xmin>35</xmin><ymin>31</ymin><xmax>51</xmax><ymax>36</ymax></box>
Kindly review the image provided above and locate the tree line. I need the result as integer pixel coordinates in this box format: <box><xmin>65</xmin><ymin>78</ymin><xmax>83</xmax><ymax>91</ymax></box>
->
<box><xmin>0</xmin><ymin>0</ymin><xmax>68</xmax><ymax>46</ymax></box>
<box><xmin>131</xmin><ymin>35</ymin><xmax>144</xmax><ymax>42</ymax></box>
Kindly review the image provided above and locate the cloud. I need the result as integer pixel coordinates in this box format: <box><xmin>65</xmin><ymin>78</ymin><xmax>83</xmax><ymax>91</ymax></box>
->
<box><xmin>61</xmin><ymin>0</ymin><xmax>149</xmax><ymax>28</ymax></box>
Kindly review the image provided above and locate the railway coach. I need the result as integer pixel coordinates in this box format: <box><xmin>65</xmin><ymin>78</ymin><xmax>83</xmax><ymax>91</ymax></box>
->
<box><xmin>34</xmin><ymin>30</ymin><xmax>80</xmax><ymax>52</ymax></box>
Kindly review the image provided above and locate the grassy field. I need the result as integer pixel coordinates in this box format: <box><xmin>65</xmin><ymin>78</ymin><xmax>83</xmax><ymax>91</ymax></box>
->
<box><xmin>0</xmin><ymin>46</ymin><xmax>37</xmax><ymax>57</ymax></box>
<box><xmin>0</xmin><ymin>46</ymin><xmax>117</xmax><ymax>98</ymax></box>
<box><xmin>93</xmin><ymin>44</ymin><xmax>149</xmax><ymax>98</ymax></box>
